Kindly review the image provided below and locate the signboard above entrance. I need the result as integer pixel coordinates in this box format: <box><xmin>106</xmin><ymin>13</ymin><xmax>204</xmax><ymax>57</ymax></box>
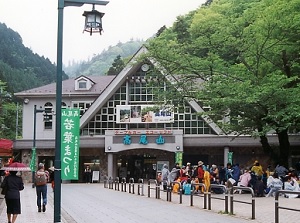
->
<box><xmin>114</xmin><ymin>130</ymin><xmax>173</xmax><ymax>135</ymax></box>
<box><xmin>116</xmin><ymin>105</ymin><xmax>174</xmax><ymax>124</ymax></box>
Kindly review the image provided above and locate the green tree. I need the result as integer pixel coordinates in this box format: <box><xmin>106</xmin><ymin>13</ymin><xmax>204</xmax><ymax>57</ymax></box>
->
<box><xmin>146</xmin><ymin>0</ymin><xmax>300</xmax><ymax>166</ymax></box>
<box><xmin>106</xmin><ymin>55</ymin><xmax>125</xmax><ymax>75</ymax></box>
<box><xmin>0</xmin><ymin>81</ymin><xmax>20</xmax><ymax>139</ymax></box>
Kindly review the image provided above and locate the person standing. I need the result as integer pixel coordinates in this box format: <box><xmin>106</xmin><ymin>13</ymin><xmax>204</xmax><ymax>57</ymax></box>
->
<box><xmin>1</xmin><ymin>171</ymin><xmax>24</xmax><ymax>223</ymax></box>
<box><xmin>161</xmin><ymin>164</ymin><xmax>170</xmax><ymax>191</ymax></box>
<box><xmin>197</xmin><ymin>161</ymin><xmax>204</xmax><ymax>183</ymax></box>
<box><xmin>35</xmin><ymin>163</ymin><xmax>49</xmax><ymax>212</ymax></box>
<box><xmin>84</xmin><ymin>165</ymin><xmax>92</xmax><ymax>183</ymax></box>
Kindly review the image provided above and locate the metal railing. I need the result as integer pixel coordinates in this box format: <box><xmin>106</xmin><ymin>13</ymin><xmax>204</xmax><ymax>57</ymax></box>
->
<box><xmin>208</xmin><ymin>184</ymin><xmax>228</xmax><ymax>213</ymax></box>
<box><xmin>167</xmin><ymin>181</ymin><xmax>183</xmax><ymax>203</ymax></box>
<box><xmin>190</xmin><ymin>183</ymin><xmax>207</xmax><ymax>209</ymax></box>
<box><xmin>129</xmin><ymin>178</ymin><xmax>135</xmax><ymax>194</ymax></box>
<box><xmin>148</xmin><ymin>179</ymin><xmax>160</xmax><ymax>199</ymax></box>
<box><xmin>230</xmin><ymin>186</ymin><xmax>255</xmax><ymax>219</ymax></box>
<box><xmin>121</xmin><ymin>177</ymin><xmax>127</xmax><ymax>192</ymax></box>
<box><xmin>275</xmin><ymin>190</ymin><xmax>300</xmax><ymax>223</ymax></box>
<box><xmin>114</xmin><ymin>177</ymin><xmax>120</xmax><ymax>191</ymax></box>
<box><xmin>137</xmin><ymin>179</ymin><xmax>144</xmax><ymax>196</ymax></box>
<box><xmin>102</xmin><ymin>178</ymin><xmax>263</xmax><ymax>221</ymax></box>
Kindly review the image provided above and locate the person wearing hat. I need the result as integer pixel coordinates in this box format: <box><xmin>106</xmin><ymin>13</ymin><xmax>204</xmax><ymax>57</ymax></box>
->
<box><xmin>197</xmin><ymin>161</ymin><xmax>204</xmax><ymax>184</ymax></box>
<box><xmin>186</xmin><ymin>162</ymin><xmax>192</xmax><ymax>177</ymax></box>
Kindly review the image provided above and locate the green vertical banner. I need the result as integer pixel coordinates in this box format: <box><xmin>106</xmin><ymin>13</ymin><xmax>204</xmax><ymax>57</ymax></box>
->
<box><xmin>29</xmin><ymin>148</ymin><xmax>36</xmax><ymax>171</ymax></box>
<box><xmin>61</xmin><ymin>109</ymin><xmax>80</xmax><ymax>180</ymax></box>
<box><xmin>228</xmin><ymin>152</ymin><xmax>233</xmax><ymax>165</ymax></box>
<box><xmin>175</xmin><ymin>152</ymin><xmax>183</xmax><ymax>167</ymax></box>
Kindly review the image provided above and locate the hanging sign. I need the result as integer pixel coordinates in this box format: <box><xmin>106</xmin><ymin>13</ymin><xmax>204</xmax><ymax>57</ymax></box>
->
<box><xmin>175</xmin><ymin>152</ymin><xmax>183</xmax><ymax>167</ymax></box>
<box><xmin>228</xmin><ymin>152</ymin><xmax>233</xmax><ymax>165</ymax></box>
<box><xmin>61</xmin><ymin>109</ymin><xmax>80</xmax><ymax>180</ymax></box>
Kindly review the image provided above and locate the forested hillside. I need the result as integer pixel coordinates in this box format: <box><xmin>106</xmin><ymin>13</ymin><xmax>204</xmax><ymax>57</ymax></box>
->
<box><xmin>0</xmin><ymin>23</ymin><xmax>68</xmax><ymax>93</ymax></box>
<box><xmin>64</xmin><ymin>39</ymin><xmax>144</xmax><ymax>77</ymax></box>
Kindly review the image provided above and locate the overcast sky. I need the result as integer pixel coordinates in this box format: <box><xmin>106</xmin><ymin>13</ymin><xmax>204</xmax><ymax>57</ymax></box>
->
<box><xmin>0</xmin><ymin>0</ymin><xmax>205</xmax><ymax>65</ymax></box>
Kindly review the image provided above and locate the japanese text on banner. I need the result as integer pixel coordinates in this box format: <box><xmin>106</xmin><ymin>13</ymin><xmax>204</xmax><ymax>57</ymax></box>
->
<box><xmin>61</xmin><ymin>109</ymin><xmax>80</xmax><ymax>180</ymax></box>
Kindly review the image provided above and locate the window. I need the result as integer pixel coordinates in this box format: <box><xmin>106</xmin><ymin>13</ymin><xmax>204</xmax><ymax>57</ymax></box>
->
<box><xmin>72</xmin><ymin>101</ymin><xmax>93</xmax><ymax>116</ymax></box>
<box><xmin>44</xmin><ymin>102</ymin><xmax>53</xmax><ymax>130</ymax></box>
<box><xmin>78</xmin><ymin>81</ymin><xmax>87</xmax><ymax>89</ymax></box>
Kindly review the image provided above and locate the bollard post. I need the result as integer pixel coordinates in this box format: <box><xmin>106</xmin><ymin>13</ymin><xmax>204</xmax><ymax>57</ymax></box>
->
<box><xmin>202</xmin><ymin>184</ymin><xmax>207</xmax><ymax>209</ymax></box>
<box><xmin>141</xmin><ymin>182</ymin><xmax>144</xmax><ymax>196</ymax></box>
<box><xmin>225</xmin><ymin>191</ymin><xmax>229</xmax><ymax>214</ymax></box>
<box><xmin>138</xmin><ymin>179</ymin><xmax>144</xmax><ymax>196</ymax></box>
<box><xmin>230</xmin><ymin>188</ymin><xmax>233</xmax><ymax>215</ymax></box>
<box><xmin>204</xmin><ymin>192</ymin><xmax>207</xmax><ymax>209</ymax></box>
<box><xmin>190</xmin><ymin>191</ymin><xmax>193</xmax><ymax>206</ymax></box>
<box><xmin>132</xmin><ymin>183</ymin><xmax>135</xmax><ymax>194</ymax></box>
<box><xmin>168</xmin><ymin>185</ymin><xmax>172</xmax><ymax>202</ymax></box>
<box><xmin>252</xmin><ymin>197</ymin><xmax>255</xmax><ymax>219</ymax></box>
<box><xmin>275</xmin><ymin>191</ymin><xmax>279</xmax><ymax>223</ymax></box>
<box><xmin>148</xmin><ymin>181</ymin><xmax>150</xmax><ymax>198</ymax></box>
<box><xmin>179</xmin><ymin>186</ymin><xmax>182</xmax><ymax>204</ymax></box>
<box><xmin>208</xmin><ymin>192</ymin><xmax>211</xmax><ymax>210</ymax></box>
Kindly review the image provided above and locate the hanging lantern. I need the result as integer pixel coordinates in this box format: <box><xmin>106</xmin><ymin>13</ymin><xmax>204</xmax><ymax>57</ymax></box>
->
<box><xmin>82</xmin><ymin>4</ymin><xmax>105</xmax><ymax>35</ymax></box>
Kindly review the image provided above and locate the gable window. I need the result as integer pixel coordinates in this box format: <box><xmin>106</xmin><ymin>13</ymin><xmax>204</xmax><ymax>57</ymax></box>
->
<box><xmin>78</xmin><ymin>81</ymin><xmax>87</xmax><ymax>89</ymax></box>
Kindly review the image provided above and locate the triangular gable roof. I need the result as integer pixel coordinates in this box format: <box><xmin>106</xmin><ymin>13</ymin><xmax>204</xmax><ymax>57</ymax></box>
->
<box><xmin>75</xmin><ymin>75</ymin><xmax>96</xmax><ymax>84</ymax></box>
<box><xmin>80</xmin><ymin>46</ymin><xmax>223</xmax><ymax>135</ymax></box>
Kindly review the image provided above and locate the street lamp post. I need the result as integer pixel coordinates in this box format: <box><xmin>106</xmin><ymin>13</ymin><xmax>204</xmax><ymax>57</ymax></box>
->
<box><xmin>32</xmin><ymin>105</ymin><xmax>46</xmax><ymax>188</ymax></box>
<box><xmin>55</xmin><ymin>1</ymin><xmax>108</xmax><ymax>222</ymax></box>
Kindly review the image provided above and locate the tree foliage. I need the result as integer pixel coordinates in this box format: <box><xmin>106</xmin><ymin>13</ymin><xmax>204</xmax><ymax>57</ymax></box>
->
<box><xmin>146</xmin><ymin>0</ymin><xmax>300</xmax><ymax>166</ymax></box>
<box><xmin>0</xmin><ymin>23</ymin><xmax>68</xmax><ymax>93</ymax></box>
<box><xmin>106</xmin><ymin>55</ymin><xmax>125</xmax><ymax>75</ymax></box>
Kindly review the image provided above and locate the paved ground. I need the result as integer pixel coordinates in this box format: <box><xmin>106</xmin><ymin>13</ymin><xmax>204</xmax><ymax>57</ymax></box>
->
<box><xmin>0</xmin><ymin>183</ymin><xmax>299</xmax><ymax>223</ymax></box>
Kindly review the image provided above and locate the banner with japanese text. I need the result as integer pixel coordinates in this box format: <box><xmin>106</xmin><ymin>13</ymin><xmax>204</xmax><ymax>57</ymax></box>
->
<box><xmin>61</xmin><ymin>109</ymin><xmax>80</xmax><ymax>180</ymax></box>
<box><xmin>175</xmin><ymin>152</ymin><xmax>183</xmax><ymax>167</ymax></box>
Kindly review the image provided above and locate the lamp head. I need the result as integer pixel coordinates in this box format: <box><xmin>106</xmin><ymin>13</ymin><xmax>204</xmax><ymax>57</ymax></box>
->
<box><xmin>83</xmin><ymin>5</ymin><xmax>104</xmax><ymax>35</ymax></box>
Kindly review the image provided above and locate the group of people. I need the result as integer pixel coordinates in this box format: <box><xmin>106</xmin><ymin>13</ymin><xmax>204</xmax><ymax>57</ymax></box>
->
<box><xmin>231</xmin><ymin>161</ymin><xmax>300</xmax><ymax>198</ymax></box>
<box><xmin>0</xmin><ymin>162</ymin><xmax>51</xmax><ymax>223</ymax></box>
<box><xmin>159</xmin><ymin>161</ymin><xmax>215</xmax><ymax>195</ymax></box>
<box><xmin>158</xmin><ymin>160</ymin><xmax>300</xmax><ymax>198</ymax></box>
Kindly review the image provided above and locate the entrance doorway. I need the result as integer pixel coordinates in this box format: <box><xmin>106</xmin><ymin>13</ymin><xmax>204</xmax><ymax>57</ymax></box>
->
<box><xmin>117</xmin><ymin>154</ymin><xmax>157</xmax><ymax>181</ymax></box>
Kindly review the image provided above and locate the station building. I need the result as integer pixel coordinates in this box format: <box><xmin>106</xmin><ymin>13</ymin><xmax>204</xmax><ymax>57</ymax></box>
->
<box><xmin>14</xmin><ymin>46</ymin><xmax>300</xmax><ymax>182</ymax></box>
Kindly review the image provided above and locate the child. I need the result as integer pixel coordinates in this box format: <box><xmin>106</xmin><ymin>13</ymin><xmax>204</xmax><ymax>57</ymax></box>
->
<box><xmin>183</xmin><ymin>178</ymin><xmax>192</xmax><ymax>195</ymax></box>
<box><xmin>192</xmin><ymin>177</ymin><xmax>200</xmax><ymax>193</ymax></box>
<box><xmin>172</xmin><ymin>178</ymin><xmax>181</xmax><ymax>193</ymax></box>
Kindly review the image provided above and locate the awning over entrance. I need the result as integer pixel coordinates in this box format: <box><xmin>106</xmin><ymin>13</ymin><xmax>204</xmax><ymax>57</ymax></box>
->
<box><xmin>0</xmin><ymin>139</ymin><xmax>13</xmax><ymax>157</ymax></box>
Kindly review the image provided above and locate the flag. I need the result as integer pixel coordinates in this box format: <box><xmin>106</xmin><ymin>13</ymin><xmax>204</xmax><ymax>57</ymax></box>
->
<box><xmin>30</xmin><ymin>148</ymin><xmax>36</xmax><ymax>171</ymax></box>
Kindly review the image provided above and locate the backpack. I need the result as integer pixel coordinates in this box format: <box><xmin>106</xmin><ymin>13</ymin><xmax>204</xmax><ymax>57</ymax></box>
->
<box><xmin>35</xmin><ymin>171</ymin><xmax>47</xmax><ymax>186</ymax></box>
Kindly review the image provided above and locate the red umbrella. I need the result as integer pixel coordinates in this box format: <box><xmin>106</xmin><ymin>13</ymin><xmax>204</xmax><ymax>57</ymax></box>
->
<box><xmin>1</xmin><ymin>162</ymin><xmax>31</xmax><ymax>171</ymax></box>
